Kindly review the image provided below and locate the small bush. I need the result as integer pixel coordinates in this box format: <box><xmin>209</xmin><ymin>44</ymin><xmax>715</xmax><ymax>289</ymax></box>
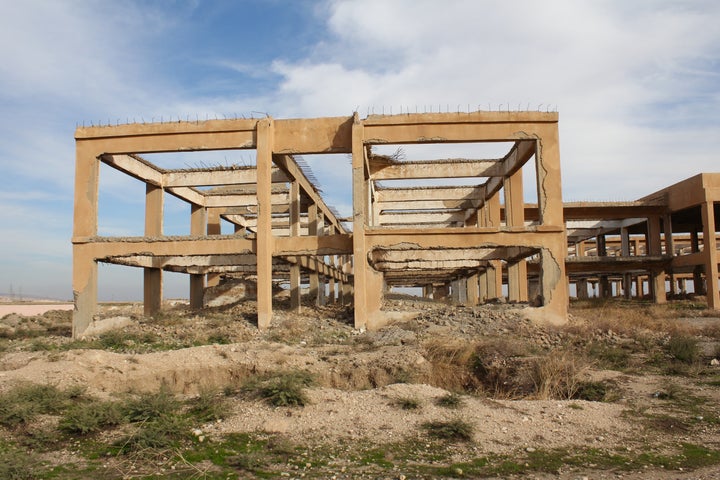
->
<box><xmin>187</xmin><ymin>387</ymin><xmax>231</xmax><ymax>422</ymax></box>
<box><xmin>0</xmin><ymin>450</ymin><xmax>39</xmax><ymax>480</ymax></box>
<box><xmin>59</xmin><ymin>401</ymin><xmax>124</xmax><ymax>435</ymax></box>
<box><xmin>393</xmin><ymin>397</ymin><xmax>421</xmax><ymax>410</ymax></box>
<box><xmin>244</xmin><ymin>371</ymin><xmax>315</xmax><ymax>407</ymax></box>
<box><xmin>571</xmin><ymin>381</ymin><xmax>608</xmax><ymax>402</ymax></box>
<box><xmin>667</xmin><ymin>336</ymin><xmax>700</xmax><ymax>364</ymax></box>
<box><xmin>122</xmin><ymin>386</ymin><xmax>180</xmax><ymax>422</ymax></box>
<box><xmin>529</xmin><ymin>351</ymin><xmax>588</xmax><ymax>400</ymax></box>
<box><xmin>0</xmin><ymin>383</ymin><xmax>85</xmax><ymax>428</ymax></box>
<box><xmin>422</xmin><ymin>419</ymin><xmax>474</xmax><ymax>441</ymax></box>
<box><xmin>436</xmin><ymin>393</ymin><xmax>464</xmax><ymax>409</ymax></box>
<box><xmin>115</xmin><ymin>413</ymin><xmax>190</xmax><ymax>452</ymax></box>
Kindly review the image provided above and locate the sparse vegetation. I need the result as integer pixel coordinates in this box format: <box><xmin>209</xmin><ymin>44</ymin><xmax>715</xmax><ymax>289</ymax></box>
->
<box><xmin>1</xmin><ymin>299</ymin><xmax>719</xmax><ymax>477</ymax></box>
<box><xmin>393</xmin><ymin>396</ymin><xmax>421</xmax><ymax>410</ymax></box>
<box><xmin>436</xmin><ymin>392</ymin><xmax>464</xmax><ymax>409</ymax></box>
<box><xmin>422</xmin><ymin>418</ymin><xmax>474</xmax><ymax>441</ymax></box>
<box><xmin>242</xmin><ymin>370</ymin><xmax>315</xmax><ymax>407</ymax></box>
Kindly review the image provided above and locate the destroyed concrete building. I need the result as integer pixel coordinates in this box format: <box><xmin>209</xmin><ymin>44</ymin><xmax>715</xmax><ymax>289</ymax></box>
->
<box><xmin>72</xmin><ymin>112</ymin><xmax>719</xmax><ymax>338</ymax></box>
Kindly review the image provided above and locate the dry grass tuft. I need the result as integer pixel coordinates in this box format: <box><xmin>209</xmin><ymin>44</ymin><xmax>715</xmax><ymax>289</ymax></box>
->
<box><xmin>528</xmin><ymin>350</ymin><xmax>590</xmax><ymax>400</ymax></box>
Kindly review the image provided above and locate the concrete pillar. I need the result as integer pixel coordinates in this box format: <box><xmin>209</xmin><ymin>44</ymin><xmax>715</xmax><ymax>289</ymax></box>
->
<box><xmin>467</xmin><ymin>272</ymin><xmax>480</xmax><ymax>306</ymax></box>
<box><xmin>636</xmin><ymin>276</ymin><xmax>644</xmax><ymax>298</ymax></box>
<box><xmin>143</xmin><ymin>184</ymin><xmax>163</xmax><ymax>315</ymax></box>
<box><xmin>342</xmin><ymin>255</ymin><xmax>352</xmax><ymax>305</ymax></box>
<box><xmin>72</xmin><ymin>142</ymin><xmax>100</xmax><ymax>338</ymax></box>
<box><xmin>317</xmin><ymin>213</ymin><xmax>326</xmax><ymax>307</ymax></box>
<box><xmin>576</xmin><ymin>278</ymin><xmax>589</xmax><ymax>299</ymax></box>
<box><xmin>206</xmin><ymin>208</ymin><xmax>221</xmax><ymax>288</ymax></box>
<box><xmin>534</xmin><ymin>130</ymin><xmax>568</xmax><ymax>321</ymax></box>
<box><xmin>256</xmin><ymin>118</ymin><xmax>274</xmax><ymax>329</ymax></box>
<box><xmin>189</xmin><ymin>204</ymin><xmax>206</xmax><ymax>309</ymax></box>
<box><xmin>352</xmin><ymin>115</ymin><xmax>384</xmax><ymax>329</ymax></box>
<box><xmin>647</xmin><ymin>216</ymin><xmax>666</xmax><ymax>304</ymax></box>
<box><xmin>621</xmin><ymin>227</ymin><xmax>632</xmax><ymax>299</ymax></box>
<box><xmin>308</xmin><ymin>203</ymin><xmax>319</xmax><ymax>304</ymax></box>
<box><xmin>289</xmin><ymin>181</ymin><xmax>301</xmax><ymax>312</ymax></box>
<box><xmin>434</xmin><ymin>284</ymin><xmax>450</xmax><ymax>301</ymax></box>
<box><xmin>504</xmin><ymin>170</ymin><xmax>528</xmax><ymax>302</ymax></box>
<box><xmin>701</xmin><ymin>201</ymin><xmax>719</xmax><ymax>309</ymax></box>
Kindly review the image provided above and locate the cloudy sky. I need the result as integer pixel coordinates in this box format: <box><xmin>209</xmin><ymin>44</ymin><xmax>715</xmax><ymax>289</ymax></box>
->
<box><xmin>1</xmin><ymin>0</ymin><xmax>718</xmax><ymax>301</ymax></box>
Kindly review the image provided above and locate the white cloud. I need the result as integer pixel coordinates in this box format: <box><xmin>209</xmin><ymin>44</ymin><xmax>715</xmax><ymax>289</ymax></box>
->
<box><xmin>265</xmin><ymin>0</ymin><xmax>720</xmax><ymax>204</ymax></box>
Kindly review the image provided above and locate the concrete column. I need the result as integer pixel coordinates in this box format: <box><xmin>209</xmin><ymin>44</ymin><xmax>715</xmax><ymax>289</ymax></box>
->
<box><xmin>647</xmin><ymin>216</ymin><xmax>666</xmax><ymax>304</ymax></box>
<box><xmin>317</xmin><ymin>213</ymin><xmax>326</xmax><ymax>306</ymax></box>
<box><xmin>467</xmin><ymin>272</ymin><xmax>480</xmax><ymax>306</ymax></box>
<box><xmin>289</xmin><ymin>181</ymin><xmax>301</xmax><ymax>312</ymax></box>
<box><xmin>701</xmin><ymin>202</ymin><xmax>719</xmax><ymax>309</ymax></box>
<box><xmin>308</xmin><ymin>203</ymin><xmax>319</xmax><ymax>304</ymax></box>
<box><xmin>636</xmin><ymin>276</ymin><xmax>644</xmax><ymax>298</ymax></box>
<box><xmin>595</xmin><ymin>234</ymin><xmax>610</xmax><ymax>298</ymax></box>
<box><xmin>504</xmin><ymin>170</ymin><xmax>528</xmax><ymax>302</ymax></box>
<box><xmin>691</xmin><ymin>228</ymin><xmax>705</xmax><ymax>295</ymax></box>
<box><xmin>342</xmin><ymin>255</ymin><xmax>352</xmax><ymax>305</ymax></box>
<box><xmin>189</xmin><ymin>204</ymin><xmax>206</xmax><ymax>308</ymax></box>
<box><xmin>621</xmin><ymin>227</ymin><xmax>632</xmax><ymax>299</ymax></box>
<box><xmin>352</xmin><ymin>115</ymin><xmax>385</xmax><ymax>329</ymax></box>
<box><xmin>433</xmin><ymin>284</ymin><xmax>450</xmax><ymax>301</ymax></box>
<box><xmin>206</xmin><ymin>208</ymin><xmax>221</xmax><ymax>288</ymax></box>
<box><xmin>72</xmin><ymin>143</ymin><xmax>100</xmax><ymax>338</ymax></box>
<box><xmin>534</xmin><ymin>130</ymin><xmax>568</xmax><ymax>321</ymax></box>
<box><xmin>478</xmin><ymin>194</ymin><xmax>501</xmax><ymax>303</ymax></box>
<box><xmin>143</xmin><ymin>184</ymin><xmax>163</xmax><ymax>316</ymax></box>
<box><xmin>576</xmin><ymin>278</ymin><xmax>589</xmax><ymax>299</ymax></box>
<box><xmin>256</xmin><ymin>118</ymin><xmax>275</xmax><ymax>329</ymax></box>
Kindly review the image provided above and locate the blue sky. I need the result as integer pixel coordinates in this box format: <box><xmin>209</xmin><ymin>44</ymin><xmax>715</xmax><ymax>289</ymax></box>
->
<box><xmin>1</xmin><ymin>0</ymin><xmax>719</xmax><ymax>301</ymax></box>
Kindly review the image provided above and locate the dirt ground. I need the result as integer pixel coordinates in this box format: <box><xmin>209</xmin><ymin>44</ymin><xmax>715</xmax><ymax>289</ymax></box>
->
<box><xmin>1</xmin><ymin>296</ymin><xmax>720</xmax><ymax>479</ymax></box>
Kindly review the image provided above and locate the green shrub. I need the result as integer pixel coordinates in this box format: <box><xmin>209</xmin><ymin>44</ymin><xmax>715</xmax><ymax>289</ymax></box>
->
<box><xmin>0</xmin><ymin>383</ymin><xmax>85</xmax><ymax>428</ymax></box>
<box><xmin>0</xmin><ymin>450</ymin><xmax>39</xmax><ymax>480</ymax></box>
<box><xmin>122</xmin><ymin>386</ymin><xmax>180</xmax><ymax>422</ymax></box>
<box><xmin>571</xmin><ymin>381</ymin><xmax>608</xmax><ymax>402</ymax></box>
<box><xmin>436</xmin><ymin>393</ymin><xmax>464</xmax><ymax>409</ymax></box>
<box><xmin>422</xmin><ymin>419</ymin><xmax>474</xmax><ymax>441</ymax></box>
<box><xmin>115</xmin><ymin>414</ymin><xmax>190</xmax><ymax>452</ymax></box>
<box><xmin>187</xmin><ymin>388</ymin><xmax>231</xmax><ymax>422</ymax></box>
<box><xmin>59</xmin><ymin>401</ymin><xmax>124</xmax><ymax>435</ymax></box>
<box><xmin>667</xmin><ymin>336</ymin><xmax>700</xmax><ymax>364</ymax></box>
<box><xmin>244</xmin><ymin>371</ymin><xmax>315</xmax><ymax>407</ymax></box>
<box><xmin>393</xmin><ymin>397</ymin><xmax>421</xmax><ymax>410</ymax></box>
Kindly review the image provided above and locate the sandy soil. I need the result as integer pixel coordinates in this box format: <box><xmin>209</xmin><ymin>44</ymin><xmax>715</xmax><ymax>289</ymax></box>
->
<box><xmin>1</xmin><ymin>298</ymin><xmax>720</xmax><ymax>479</ymax></box>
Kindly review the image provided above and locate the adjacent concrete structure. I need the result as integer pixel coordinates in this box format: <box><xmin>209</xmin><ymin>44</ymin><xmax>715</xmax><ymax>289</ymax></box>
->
<box><xmin>72</xmin><ymin>112</ymin><xmax>719</xmax><ymax>338</ymax></box>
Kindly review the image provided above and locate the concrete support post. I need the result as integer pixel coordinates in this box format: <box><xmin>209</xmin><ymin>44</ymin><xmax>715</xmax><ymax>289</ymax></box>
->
<box><xmin>289</xmin><ymin>180</ymin><xmax>301</xmax><ymax>312</ymax></box>
<box><xmin>256</xmin><ymin>118</ymin><xmax>274</xmax><ymax>329</ymax></box>
<box><xmin>72</xmin><ymin>143</ymin><xmax>100</xmax><ymax>338</ymax></box>
<box><xmin>648</xmin><ymin>215</ymin><xmax>666</xmax><ymax>304</ymax></box>
<box><xmin>701</xmin><ymin>202</ymin><xmax>719</xmax><ymax>309</ymax></box>
<box><xmin>189</xmin><ymin>204</ymin><xmax>206</xmax><ymax>308</ymax></box>
<box><xmin>534</xmin><ymin>130</ymin><xmax>568</xmax><ymax>321</ymax></box>
<box><xmin>206</xmin><ymin>208</ymin><xmax>221</xmax><ymax>288</ymax></box>
<box><xmin>621</xmin><ymin>227</ymin><xmax>632</xmax><ymax>299</ymax></box>
<box><xmin>308</xmin><ymin>203</ymin><xmax>319</xmax><ymax>304</ymax></box>
<box><xmin>596</xmin><ymin>235</ymin><xmax>610</xmax><ymax>299</ymax></box>
<box><xmin>636</xmin><ymin>276</ymin><xmax>644</xmax><ymax>298</ymax></box>
<box><xmin>691</xmin><ymin>228</ymin><xmax>705</xmax><ymax>295</ymax></box>
<box><xmin>342</xmin><ymin>256</ymin><xmax>352</xmax><ymax>305</ymax></box>
<box><xmin>352</xmin><ymin>116</ymin><xmax>371</xmax><ymax>328</ymax></box>
<box><xmin>317</xmin><ymin>212</ymin><xmax>326</xmax><ymax>306</ymax></box>
<box><xmin>467</xmin><ymin>272</ymin><xmax>480</xmax><ymax>306</ymax></box>
<box><xmin>576</xmin><ymin>279</ymin><xmax>589</xmax><ymax>299</ymax></box>
<box><xmin>434</xmin><ymin>284</ymin><xmax>450</xmax><ymax>301</ymax></box>
<box><xmin>143</xmin><ymin>184</ymin><xmax>163</xmax><ymax>316</ymax></box>
<box><xmin>504</xmin><ymin>170</ymin><xmax>528</xmax><ymax>302</ymax></box>
<box><xmin>478</xmin><ymin>194</ymin><xmax>502</xmax><ymax>302</ymax></box>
